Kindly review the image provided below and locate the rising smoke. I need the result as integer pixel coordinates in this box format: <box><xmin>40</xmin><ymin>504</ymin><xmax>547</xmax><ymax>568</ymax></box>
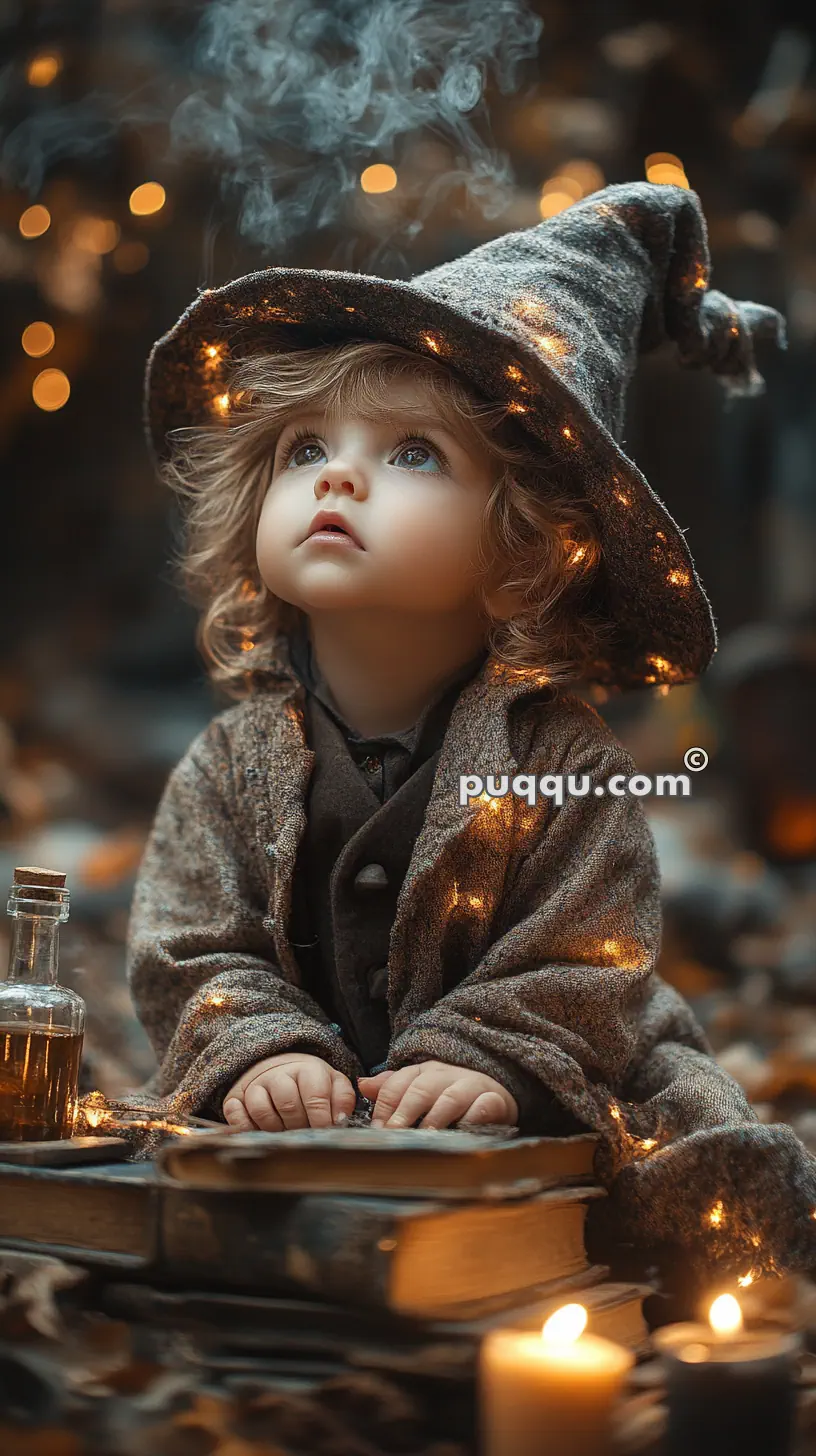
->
<box><xmin>1</xmin><ymin>0</ymin><xmax>544</xmax><ymax>266</ymax></box>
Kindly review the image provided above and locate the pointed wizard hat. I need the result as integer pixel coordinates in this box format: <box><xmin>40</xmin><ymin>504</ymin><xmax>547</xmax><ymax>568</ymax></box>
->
<box><xmin>144</xmin><ymin>181</ymin><xmax>785</xmax><ymax>691</ymax></box>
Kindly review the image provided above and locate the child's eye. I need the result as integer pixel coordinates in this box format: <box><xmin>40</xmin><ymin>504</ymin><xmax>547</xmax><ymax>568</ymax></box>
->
<box><xmin>280</xmin><ymin>435</ymin><xmax>323</xmax><ymax>470</ymax></box>
<box><xmin>392</xmin><ymin>438</ymin><xmax>446</xmax><ymax>473</ymax></box>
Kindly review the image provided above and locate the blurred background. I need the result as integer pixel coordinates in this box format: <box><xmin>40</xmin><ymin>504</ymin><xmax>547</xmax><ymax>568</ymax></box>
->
<box><xmin>0</xmin><ymin>1</ymin><xmax>814</xmax><ymax>1134</ymax></box>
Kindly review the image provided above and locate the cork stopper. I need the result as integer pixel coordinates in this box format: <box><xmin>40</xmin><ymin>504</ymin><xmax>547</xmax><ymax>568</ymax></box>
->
<box><xmin>12</xmin><ymin>866</ymin><xmax>67</xmax><ymax>904</ymax></box>
<box><xmin>13</xmin><ymin>867</ymin><xmax>67</xmax><ymax>888</ymax></box>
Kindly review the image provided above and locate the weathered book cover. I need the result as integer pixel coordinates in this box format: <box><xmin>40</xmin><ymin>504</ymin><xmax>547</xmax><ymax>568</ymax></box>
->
<box><xmin>0</xmin><ymin>1160</ymin><xmax>156</xmax><ymax>1267</ymax></box>
<box><xmin>158</xmin><ymin>1126</ymin><xmax>599</xmax><ymax>1200</ymax></box>
<box><xmin>159</xmin><ymin>1182</ymin><xmax>606</xmax><ymax>1315</ymax></box>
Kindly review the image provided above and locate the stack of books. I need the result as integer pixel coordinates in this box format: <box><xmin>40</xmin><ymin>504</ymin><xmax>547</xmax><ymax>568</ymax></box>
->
<box><xmin>0</xmin><ymin>1128</ymin><xmax>656</xmax><ymax>1449</ymax></box>
<box><xmin>0</xmin><ymin>1127</ymin><xmax>651</xmax><ymax>1352</ymax></box>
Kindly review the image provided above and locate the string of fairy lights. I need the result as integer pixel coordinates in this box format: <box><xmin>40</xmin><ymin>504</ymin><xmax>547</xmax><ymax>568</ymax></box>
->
<box><xmin>13</xmin><ymin>44</ymin><xmax>694</xmax><ymax>420</ymax></box>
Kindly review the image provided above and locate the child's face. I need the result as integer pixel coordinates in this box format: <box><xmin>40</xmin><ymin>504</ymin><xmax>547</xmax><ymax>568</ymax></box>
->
<box><xmin>255</xmin><ymin>378</ymin><xmax>503</xmax><ymax>620</ymax></box>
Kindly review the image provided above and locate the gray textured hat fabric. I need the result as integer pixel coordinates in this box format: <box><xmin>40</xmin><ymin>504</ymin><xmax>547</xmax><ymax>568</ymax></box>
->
<box><xmin>144</xmin><ymin>181</ymin><xmax>786</xmax><ymax>691</ymax></box>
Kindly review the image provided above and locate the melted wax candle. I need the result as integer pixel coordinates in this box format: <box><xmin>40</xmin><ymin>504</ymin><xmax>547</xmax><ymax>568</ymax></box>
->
<box><xmin>480</xmin><ymin>1302</ymin><xmax>633</xmax><ymax>1455</ymax></box>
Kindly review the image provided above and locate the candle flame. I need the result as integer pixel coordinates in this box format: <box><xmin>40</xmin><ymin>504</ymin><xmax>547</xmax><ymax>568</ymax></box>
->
<box><xmin>709</xmin><ymin>1293</ymin><xmax>742</xmax><ymax>1335</ymax></box>
<box><xmin>541</xmin><ymin>1303</ymin><xmax>587</xmax><ymax>1345</ymax></box>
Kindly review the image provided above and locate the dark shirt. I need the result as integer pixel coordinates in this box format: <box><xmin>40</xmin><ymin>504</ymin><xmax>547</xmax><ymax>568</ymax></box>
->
<box><xmin>284</xmin><ymin>614</ymin><xmax>490</xmax><ymax>1078</ymax></box>
<box><xmin>286</xmin><ymin>614</ymin><xmax>489</xmax><ymax>802</ymax></box>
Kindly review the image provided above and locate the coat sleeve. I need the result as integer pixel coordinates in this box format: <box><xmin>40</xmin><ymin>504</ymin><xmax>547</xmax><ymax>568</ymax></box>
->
<box><xmin>125</xmin><ymin>717</ymin><xmax>363</xmax><ymax>1118</ymax></box>
<box><xmin>385</xmin><ymin>701</ymin><xmax>709</xmax><ymax>1133</ymax></box>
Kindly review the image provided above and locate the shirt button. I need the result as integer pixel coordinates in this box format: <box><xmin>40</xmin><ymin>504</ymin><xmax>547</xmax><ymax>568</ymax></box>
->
<box><xmin>353</xmin><ymin>863</ymin><xmax>390</xmax><ymax>892</ymax></box>
<box><xmin>359</xmin><ymin>754</ymin><xmax>382</xmax><ymax>773</ymax></box>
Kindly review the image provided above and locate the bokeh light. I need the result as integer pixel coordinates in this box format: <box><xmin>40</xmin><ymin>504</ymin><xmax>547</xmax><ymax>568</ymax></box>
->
<box><xmin>26</xmin><ymin>53</ymin><xmax>62</xmax><ymax>87</ymax></box>
<box><xmin>360</xmin><ymin>164</ymin><xmax>397</xmax><ymax>194</ymax></box>
<box><xmin>19</xmin><ymin>205</ymin><xmax>51</xmax><ymax>239</ymax></box>
<box><xmin>21</xmin><ymin>322</ymin><xmax>56</xmax><ymax>358</ymax></box>
<box><xmin>645</xmin><ymin>151</ymin><xmax>684</xmax><ymax>170</ymax></box>
<box><xmin>32</xmin><ymin>368</ymin><xmax>71</xmax><ymax>412</ymax></box>
<box><xmin>542</xmin><ymin>175</ymin><xmax>583</xmax><ymax>201</ymax></box>
<box><xmin>129</xmin><ymin>183</ymin><xmax>166</xmax><ymax>216</ymax></box>
<box><xmin>539</xmin><ymin>191</ymin><xmax>574</xmax><ymax>219</ymax></box>
<box><xmin>72</xmin><ymin>217</ymin><xmax>121</xmax><ymax>254</ymax></box>
<box><xmin>559</xmin><ymin>158</ymin><xmax>605</xmax><ymax>195</ymax></box>
<box><xmin>645</xmin><ymin>152</ymin><xmax>690</xmax><ymax>188</ymax></box>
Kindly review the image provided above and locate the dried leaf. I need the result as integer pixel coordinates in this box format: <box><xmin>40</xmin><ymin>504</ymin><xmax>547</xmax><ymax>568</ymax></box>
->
<box><xmin>0</xmin><ymin>1252</ymin><xmax>85</xmax><ymax>1340</ymax></box>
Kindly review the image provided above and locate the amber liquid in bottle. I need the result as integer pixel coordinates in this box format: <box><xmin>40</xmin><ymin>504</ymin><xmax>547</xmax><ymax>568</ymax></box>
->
<box><xmin>0</xmin><ymin>866</ymin><xmax>85</xmax><ymax>1141</ymax></box>
<box><xmin>0</xmin><ymin>1025</ymin><xmax>84</xmax><ymax>1140</ymax></box>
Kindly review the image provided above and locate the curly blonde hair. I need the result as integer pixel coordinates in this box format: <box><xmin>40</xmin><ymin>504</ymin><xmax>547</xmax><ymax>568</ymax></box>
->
<box><xmin>160</xmin><ymin>338</ymin><xmax>614</xmax><ymax>701</ymax></box>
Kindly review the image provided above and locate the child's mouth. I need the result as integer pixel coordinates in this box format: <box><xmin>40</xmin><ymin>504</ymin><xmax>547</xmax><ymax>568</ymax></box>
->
<box><xmin>305</xmin><ymin>528</ymin><xmax>362</xmax><ymax>548</ymax></box>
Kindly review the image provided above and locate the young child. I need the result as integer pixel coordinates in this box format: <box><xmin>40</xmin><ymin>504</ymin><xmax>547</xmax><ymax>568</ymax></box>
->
<box><xmin>130</xmin><ymin>181</ymin><xmax>816</xmax><ymax>1285</ymax></box>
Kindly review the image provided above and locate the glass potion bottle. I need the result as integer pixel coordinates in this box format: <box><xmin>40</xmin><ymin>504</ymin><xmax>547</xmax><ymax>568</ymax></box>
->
<box><xmin>0</xmin><ymin>866</ymin><xmax>85</xmax><ymax>1141</ymax></box>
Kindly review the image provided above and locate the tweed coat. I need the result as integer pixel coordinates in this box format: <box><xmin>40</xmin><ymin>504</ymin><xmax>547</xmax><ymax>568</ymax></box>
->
<box><xmin>126</xmin><ymin>641</ymin><xmax>816</xmax><ymax>1281</ymax></box>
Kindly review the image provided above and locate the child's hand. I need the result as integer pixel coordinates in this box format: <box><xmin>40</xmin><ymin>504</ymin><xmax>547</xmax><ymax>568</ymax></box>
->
<box><xmin>222</xmin><ymin>1052</ymin><xmax>357</xmax><ymax>1132</ymax></box>
<box><xmin>358</xmin><ymin>1061</ymin><xmax>518</xmax><ymax>1130</ymax></box>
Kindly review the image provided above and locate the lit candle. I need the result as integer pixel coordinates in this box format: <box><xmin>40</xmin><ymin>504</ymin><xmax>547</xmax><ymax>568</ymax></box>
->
<box><xmin>653</xmin><ymin>1293</ymin><xmax>801</xmax><ymax>1456</ymax></box>
<box><xmin>480</xmin><ymin>1302</ymin><xmax>633</xmax><ymax>1456</ymax></box>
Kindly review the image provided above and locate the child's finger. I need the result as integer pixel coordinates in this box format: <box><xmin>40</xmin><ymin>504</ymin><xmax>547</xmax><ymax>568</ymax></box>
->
<box><xmin>379</xmin><ymin>1078</ymin><xmax>439</xmax><ymax>1129</ymax></box>
<box><xmin>223</xmin><ymin>1096</ymin><xmax>254</xmax><ymax>1132</ymax></box>
<box><xmin>268</xmin><ymin>1071</ymin><xmax>310</xmax><ymax>1130</ymax></box>
<box><xmin>357</xmin><ymin>1070</ymin><xmax>394</xmax><ymax>1097</ymax></box>
<box><xmin>329</xmin><ymin>1073</ymin><xmax>357</xmax><ymax>1125</ymax></box>
<box><xmin>370</xmin><ymin>1066</ymin><xmax>422</xmax><ymax>1127</ymax></box>
<box><xmin>459</xmin><ymin>1090</ymin><xmax>512</xmax><ymax>1125</ymax></box>
<box><xmin>244</xmin><ymin>1078</ymin><xmax>285</xmax><ymax>1132</ymax></box>
<box><xmin>295</xmin><ymin>1061</ymin><xmax>334</xmax><ymax>1129</ymax></box>
<box><xmin>419</xmin><ymin>1083</ymin><xmax>477</xmax><ymax>1129</ymax></box>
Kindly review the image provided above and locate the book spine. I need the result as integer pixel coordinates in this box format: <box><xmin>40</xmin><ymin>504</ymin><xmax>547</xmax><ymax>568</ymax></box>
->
<box><xmin>159</xmin><ymin>1189</ymin><xmax>398</xmax><ymax>1306</ymax></box>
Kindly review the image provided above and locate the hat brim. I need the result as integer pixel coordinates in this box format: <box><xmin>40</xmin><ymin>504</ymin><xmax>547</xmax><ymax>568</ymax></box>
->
<box><xmin>144</xmin><ymin>265</ymin><xmax>716</xmax><ymax>690</ymax></box>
